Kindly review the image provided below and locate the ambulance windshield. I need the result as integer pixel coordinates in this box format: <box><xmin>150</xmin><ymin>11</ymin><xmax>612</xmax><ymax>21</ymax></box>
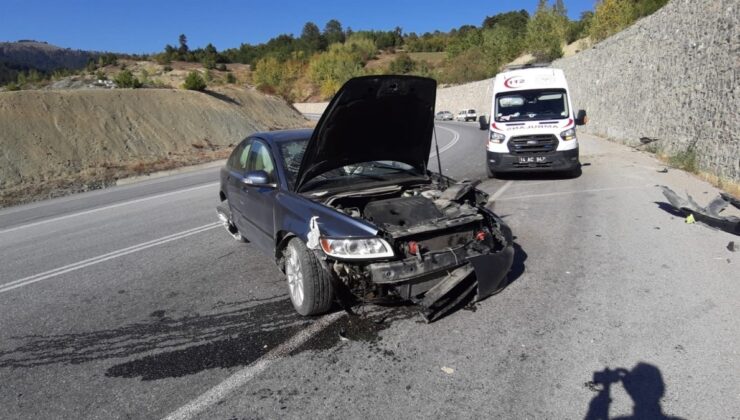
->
<box><xmin>495</xmin><ymin>89</ymin><xmax>569</xmax><ymax>122</ymax></box>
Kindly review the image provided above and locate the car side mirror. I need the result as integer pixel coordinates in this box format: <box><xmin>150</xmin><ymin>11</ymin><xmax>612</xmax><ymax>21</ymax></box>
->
<box><xmin>478</xmin><ymin>115</ymin><xmax>488</xmax><ymax>130</ymax></box>
<box><xmin>242</xmin><ymin>170</ymin><xmax>271</xmax><ymax>186</ymax></box>
<box><xmin>575</xmin><ymin>109</ymin><xmax>588</xmax><ymax>126</ymax></box>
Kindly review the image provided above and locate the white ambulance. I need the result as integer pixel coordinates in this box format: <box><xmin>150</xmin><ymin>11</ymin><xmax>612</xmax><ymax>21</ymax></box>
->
<box><xmin>486</xmin><ymin>65</ymin><xmax>587</xmax><ymax>177</ymax></box>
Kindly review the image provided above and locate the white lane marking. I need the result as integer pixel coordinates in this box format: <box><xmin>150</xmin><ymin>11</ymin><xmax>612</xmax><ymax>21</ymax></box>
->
<box><xmin>496</xmin><ymin>184</ymin><xmax>653</xmax><ymax>201</ymax></box>
<box><xmin>490</xmin><ymin>180</ymin><xmax>514</xmax><ymax>202</ymax></box>
<box><xmin>0</xmin><ymin>223</ymin><xmax>219</xmax><ymax>294</ymax></box>
<box><xmin>430</xmin><ymin>125</ymin><xmax>460</xmax><ymax>157</ymax></box>
<box><xmin>0</xmin><ymin>182</ymin><xmax>219</xmax><ymax>235</ymax></box>
<box><xmin>163</xmin><ymin>311</ymin><xmax>345</xmax><ymax>420</ymax></box>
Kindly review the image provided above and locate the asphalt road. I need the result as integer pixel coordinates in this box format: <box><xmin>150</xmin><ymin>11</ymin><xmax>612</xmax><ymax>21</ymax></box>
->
<box><xmin>0</xmin><ymin>122</ymin><xmax>737</xmax><ymax>419</ymax></box>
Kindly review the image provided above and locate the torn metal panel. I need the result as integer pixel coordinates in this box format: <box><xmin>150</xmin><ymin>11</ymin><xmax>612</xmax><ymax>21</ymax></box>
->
<box><xmin>720</xmin><ymin>192</ymin><xmax>740</xmax><ymax>210</ymax></box>
<box><xmin>660</xmin><ymin>186</ymin><xmax>740</xmax><ymax>236</ymax></box>
<box><xmin>469</xmin><ymin>245</ymin><xmax>515</xmax><ymax>299</ymax></box>
<box><xmin>419</xmin><ymin>264</ymin><xmax>476</xmax><ymax>322</ymax></box>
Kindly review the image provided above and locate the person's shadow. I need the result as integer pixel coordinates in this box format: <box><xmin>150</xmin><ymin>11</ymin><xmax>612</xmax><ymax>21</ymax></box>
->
<box><xmin>584</xmin><ymin>362</ymin><xmax>685</xmax><ymax>420</ymax></box>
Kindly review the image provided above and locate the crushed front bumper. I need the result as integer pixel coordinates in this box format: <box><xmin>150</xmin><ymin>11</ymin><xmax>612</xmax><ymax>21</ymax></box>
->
<box><xmin>366</xmin><ymin>244</ymin><xmax>515</xmax><ymax>321</ymax></box>
<box><xmin>487</xmin><ymin>148</ymin><xmax>579</xmax><ymax>173</ymax></box>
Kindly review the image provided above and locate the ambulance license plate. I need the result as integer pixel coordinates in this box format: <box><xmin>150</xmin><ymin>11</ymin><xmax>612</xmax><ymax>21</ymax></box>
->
<box><xmin>518</xmin><ymin>156</ymin><xmax>547</xmax><ymax>163</ymax></box>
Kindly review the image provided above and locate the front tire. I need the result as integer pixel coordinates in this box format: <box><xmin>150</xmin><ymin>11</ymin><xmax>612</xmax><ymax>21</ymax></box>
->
<box><xmin>284</xmin><ymin>238</ymin><xmax>334</xmax><ymax>316</ymax></box>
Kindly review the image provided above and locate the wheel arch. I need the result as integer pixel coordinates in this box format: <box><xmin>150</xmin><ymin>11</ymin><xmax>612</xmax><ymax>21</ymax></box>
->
<box><xmin>274</xmin><ymin>230</ymin><xmax>297</xmax><ymax>269</ymax></box>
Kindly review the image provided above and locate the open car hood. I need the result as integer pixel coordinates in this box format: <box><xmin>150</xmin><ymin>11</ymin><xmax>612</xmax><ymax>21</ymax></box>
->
<box><xmin>294</xmin><ymin>75</ymin><xmax>437</xmax><ymax>192</ymax></box>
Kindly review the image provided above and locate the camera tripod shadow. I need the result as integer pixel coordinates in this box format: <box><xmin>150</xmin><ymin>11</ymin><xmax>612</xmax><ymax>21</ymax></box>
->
<box><xmin>584</xmin><ymin>362</ymin><xmax>685</xmax><ymax>420</ymax></box>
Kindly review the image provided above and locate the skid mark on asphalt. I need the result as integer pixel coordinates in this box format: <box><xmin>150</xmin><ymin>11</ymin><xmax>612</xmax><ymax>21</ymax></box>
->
<box><xmin>163</xmin><ymin>310</ymin><xmax>346</xmax><ymax>420</ymax></box>
<box><xmin>0</xmin><ymin>223</ymin><xmax>219</xmax><ymax>294</ymax></box>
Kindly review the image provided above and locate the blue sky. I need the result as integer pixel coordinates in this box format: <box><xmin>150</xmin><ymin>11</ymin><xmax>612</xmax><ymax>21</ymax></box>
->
<box><xmin>1</xmin><ymin>0</ymin><xmax>596</xmax><ymax>53</ymax></box>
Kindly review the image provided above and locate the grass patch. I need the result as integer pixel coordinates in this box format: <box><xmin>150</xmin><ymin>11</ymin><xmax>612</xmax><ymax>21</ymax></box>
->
<box><xmin>668</xmin><ymin>148</ymin><xmax>698</xmax><ymax>173</ymax></box>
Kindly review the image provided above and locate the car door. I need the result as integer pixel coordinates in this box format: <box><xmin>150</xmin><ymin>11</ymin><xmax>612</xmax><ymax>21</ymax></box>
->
<box><xmin>224</xmin><ymin>139</ymin><xmax>252</xmax><ymax>223</ymax></box>
<box><xmin>236</xmin><ymin>139</ymin><xmax>279</xmax><ymax>253</ymax></box>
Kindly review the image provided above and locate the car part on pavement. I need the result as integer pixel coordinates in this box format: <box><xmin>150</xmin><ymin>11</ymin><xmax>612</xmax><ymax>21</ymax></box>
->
<box><xmin>660</xmin><ymin>186</ymin><xmax>740</xmax><ymax>236</ymax></box>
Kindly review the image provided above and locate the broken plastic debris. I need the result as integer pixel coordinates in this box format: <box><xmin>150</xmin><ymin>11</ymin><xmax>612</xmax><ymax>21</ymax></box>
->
<box><xmin>306</xmin><ymin>216</ymin><xmax>321</xmax><ymax>249</ymax></box>
<box><xmin>441</xmin><ymin>366</ymin><xmax>454</xmax><ymax>374</ymax></box>
<box><xmin>657</xmin><ymin>167</ymin><xmax>668</xmax><ymax>173</ymax></box>
<box><xmin>339</xmin><ymin>329</ymin><xmax>350</xmax><ymax>341</ymax></box>
<box><xmin>660</xmin><ymin>186</ymin><xmax>739</xmax><ymax>235</ymax></box>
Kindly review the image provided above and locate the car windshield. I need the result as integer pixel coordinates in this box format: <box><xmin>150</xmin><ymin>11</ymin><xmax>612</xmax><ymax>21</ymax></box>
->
<box><xmin>279</xmin><ymin>139</ymin><xmax>309</xmax><ymax>189</ymax></box>
<box><xmin>495</xmin><ymin>89</ymin><xmax>569</xmax><ymax>122</ymax></box>
<box><xmin>278</xmin><ymin>139</ymin><xmax>425</xmax><ymax>190</ymax></box>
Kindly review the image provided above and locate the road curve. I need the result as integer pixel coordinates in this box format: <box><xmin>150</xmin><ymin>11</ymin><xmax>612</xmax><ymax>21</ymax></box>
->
<box><xmin>0</xmin><ymin>122</ymin><xmax>737</xmax><ymax>419</ymax></box>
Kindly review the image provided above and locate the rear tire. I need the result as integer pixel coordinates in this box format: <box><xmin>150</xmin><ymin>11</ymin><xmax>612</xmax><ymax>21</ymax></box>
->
<box><xmin>284</xmin><ymin>238</ymin><xmax>334</xmax><ymax>316</ymax></box>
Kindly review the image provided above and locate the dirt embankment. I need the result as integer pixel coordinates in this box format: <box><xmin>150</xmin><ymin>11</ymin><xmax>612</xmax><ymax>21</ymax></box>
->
<box><xmin>0</xmin><ymin>87</ymin><xmax>307</xmax><ymax>206</ymax></box>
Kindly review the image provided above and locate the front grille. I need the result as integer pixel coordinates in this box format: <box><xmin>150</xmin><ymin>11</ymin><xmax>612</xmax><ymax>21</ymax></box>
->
<box><xmin>507</xmin><ymin>134</ymin><xmax>558</xmax><ymax>155</ymax></box>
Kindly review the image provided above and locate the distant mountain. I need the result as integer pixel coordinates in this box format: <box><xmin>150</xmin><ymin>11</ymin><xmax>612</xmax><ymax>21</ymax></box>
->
<box><xmin>0</xmin><ymin>40</ymin><xmax>98</xmax><ymax>72</ymax></box>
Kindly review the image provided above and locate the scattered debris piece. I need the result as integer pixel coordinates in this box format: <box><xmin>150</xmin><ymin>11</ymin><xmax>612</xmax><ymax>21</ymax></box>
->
<box><xmin>728</xmin><ymin>241</ymin><xmax>737</xmax><ymax>252</ymax></box>
<box><xmin>639</xmin><ymin>136</ymin><xmax>660</xmax><ymax>144</ymax></box>
<box><xmin>441</xmin><ymin>366</ymin><xmax>455</xmax><ymax>374</ymax></box>
<box><xmin>338</xmin><ymin>329</ymin><xmax>350</xmax><ymax>342</ymax></box>
<box><xmin>660</xmin><ymin>186</ymin><xmax>740</xmax><ymax>235</ymax></box>
<box><xmin>657</xmin><ymin>167</ymin><xmax>668</xmax><ymax>173</ymax></box>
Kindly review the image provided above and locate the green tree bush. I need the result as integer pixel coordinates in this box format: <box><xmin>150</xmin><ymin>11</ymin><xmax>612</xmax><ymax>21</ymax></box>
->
<box><xmin>589</xmin><ymin>0</ymin><xmax>635</xmax><ymax>41</ymax></box>
<box><xmin>182</xmin><ymin>71</ymin><xmax>207</xmax><ymax>91</ymax></box>
<box><xmin>388</xmin><ymin>53</ymin><xmax>416</xmax><ymax>74</ymax></box>
<box><xmin>114</xmin><ymin>69</ymin><xmax>142</xmax><ymax>88</ymax></box>
<box><xmin>526</xmin><ymin>0</ymin><xmax>568</xmax><ymax>61</ymax></box>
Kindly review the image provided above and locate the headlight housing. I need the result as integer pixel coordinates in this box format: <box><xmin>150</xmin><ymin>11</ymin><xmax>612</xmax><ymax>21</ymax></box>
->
<box><xmin>560</xmin><ymin>128</ymin><xmax>576</xmax><ymax>141</ymax></box>
<box><xmin>319</xmin><ymin>237</ymin><xmax>394</xmax><ymax>259</ymax></box>
<box><xmin>489</xmin><ymin>131</ymin><xmax>506</xmax><ymax>144</ymax></box>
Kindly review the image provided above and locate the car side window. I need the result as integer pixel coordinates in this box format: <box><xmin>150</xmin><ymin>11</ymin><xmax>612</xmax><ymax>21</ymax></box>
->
<box><xmin>227</xmin><ymin>140</ymin><xmax>252</xmax><ymax>171</ymax></box>
<box><xmin>246</xmin><ymin>141</ymin><xmax>277</xmax><ymax>182</ymax></box>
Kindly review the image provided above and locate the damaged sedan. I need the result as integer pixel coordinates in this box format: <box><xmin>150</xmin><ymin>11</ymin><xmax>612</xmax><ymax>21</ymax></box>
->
<box><xmin>216</xmin><ymin>76</ymin><xmax>514</xmax><ymax>321</ymax></box>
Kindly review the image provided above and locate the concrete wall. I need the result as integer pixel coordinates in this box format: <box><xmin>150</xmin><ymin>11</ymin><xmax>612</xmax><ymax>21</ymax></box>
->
<box><xmin>553</xmin><ymin>0</ymin><xmax>739</xmax><ymax>182</ymax></box>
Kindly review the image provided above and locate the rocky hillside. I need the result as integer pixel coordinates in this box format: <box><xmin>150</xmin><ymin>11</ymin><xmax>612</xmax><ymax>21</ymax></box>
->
<box><xmin>0</xmin><ymin>86</ymin><xmax>306</xmax><ymax>206</ymax></box>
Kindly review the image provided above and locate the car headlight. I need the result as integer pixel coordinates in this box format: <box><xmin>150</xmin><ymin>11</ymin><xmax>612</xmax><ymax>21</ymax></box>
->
<box><xmin>560</xmin><ymin>128</ymin><xmax>576</xmax><ymax>141</ymax></box>
<box><xmin>319</xmin><ymin>237</ymin><xmax>394</xmax><ymax>259</ymax></box>
<box><xmin>489</xmin><ymin>131</ymin><xmax>506</xmax><ymax>144</ymax></box>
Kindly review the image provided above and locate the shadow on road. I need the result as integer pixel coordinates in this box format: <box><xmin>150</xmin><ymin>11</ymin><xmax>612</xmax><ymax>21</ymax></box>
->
<box><xmin>0</xmin><ymin>297</ymin><xmax>309</xmax><ymax>381</ymax></box>
<box><xmin>505</xmin><ymin>241</ymin><xmax>528</xmax><ymax>289</ymax></box>
<box><xmin>654</xmin><ymin>201</ymin><xmax>685</xmax><ymax>217</ymax></box>
<box><xmin>584</xmin><ymin>362</ymin><xmax>685</xmax><ymax>420</ymax></box>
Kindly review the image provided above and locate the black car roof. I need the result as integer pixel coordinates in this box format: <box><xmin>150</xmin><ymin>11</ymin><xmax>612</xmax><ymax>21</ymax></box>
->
<box><xmin>252</xmin><ymin>128</ymin><xmax>313</xmax><ymax>145</ymax></box>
